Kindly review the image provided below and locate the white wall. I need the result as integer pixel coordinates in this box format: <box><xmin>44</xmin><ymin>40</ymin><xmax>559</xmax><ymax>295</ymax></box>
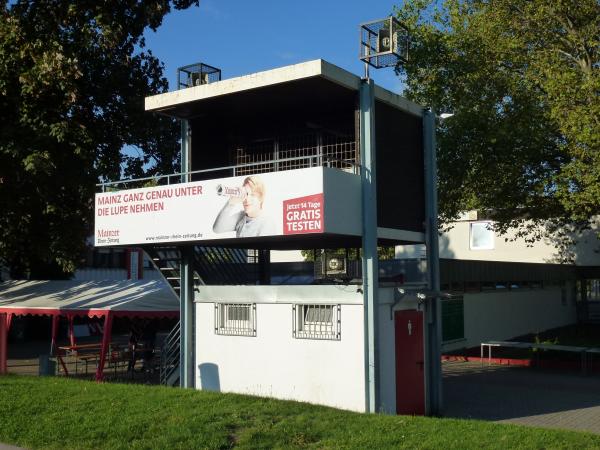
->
<box><xmin>195</xmin><ymin>302</ymin><xmax>365</xmax><ymax>412</ymax></box>
<box><xmin>72</xmin><ymin>268</ymin><xmax>128</xmax><ymax>280</ymax></box>
<box><xmin>397</xmin><ymin>218</ymin><xmax>600</xmax><ymax>265</ymax></box>
<box><xmin>270</xmin><ymin>250</ymin><xmax>304</xmax><ymax>262</ymax></box>
<box><xmin>195</xmin><ymin>285</ymin><xmax>367</xmax><ymax>412</ymax></box>
<box><xmin>443</xmin><ymin>285</ymin><xmax>577</xmax><ymax>352</ymax></box>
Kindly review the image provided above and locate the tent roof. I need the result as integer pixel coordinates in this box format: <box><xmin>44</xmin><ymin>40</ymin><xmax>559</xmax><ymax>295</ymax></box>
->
<box><xmin>0</xmin><ymin>279</ymin><xmax>179</xmax><ymax>318</ymax></box>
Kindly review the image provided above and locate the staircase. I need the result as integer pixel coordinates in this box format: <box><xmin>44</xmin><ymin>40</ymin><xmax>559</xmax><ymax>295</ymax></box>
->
<box><xmin>192</xmin><ymin>246</ymin><xmax>256</xmax><ymax>285</ymax></box>
<box><xmin>147</xmin><ymin>245</ymin><xmax>256</xmax><ymax>386</ymax></box>
<box><xmin>159</xmin><ymin>320</ymin><xmax>181</xmax><ymax>386</ymax></box>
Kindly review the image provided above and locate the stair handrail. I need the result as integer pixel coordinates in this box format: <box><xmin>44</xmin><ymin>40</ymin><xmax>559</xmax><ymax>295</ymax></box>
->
<box><xmin>160</xmin><ymin>320</ymin><xmax>181</xmax><ymax>386</ymax></box>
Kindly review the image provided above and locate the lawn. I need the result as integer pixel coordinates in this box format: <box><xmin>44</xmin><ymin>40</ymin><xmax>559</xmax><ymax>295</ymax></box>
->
<box><xmin>1</xmin><ymin>375</ymin><xmax>599</xmax><ymax>449</ymax></box>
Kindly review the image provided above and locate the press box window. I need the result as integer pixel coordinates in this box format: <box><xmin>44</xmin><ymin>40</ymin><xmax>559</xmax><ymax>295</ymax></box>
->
<box><xmin>470</xmin><ymin>221</ymin><xmax>495</xmax><ymax>250</ymax></box>
<box><xmin>293</xmin><ymin>304</ymin><xmax>341</xmax><ymax>341</ymax></box>
<box><xmin>215</xmin><ymin>303</ymin><xmax>256</xmax><ymax>337</ymax></box>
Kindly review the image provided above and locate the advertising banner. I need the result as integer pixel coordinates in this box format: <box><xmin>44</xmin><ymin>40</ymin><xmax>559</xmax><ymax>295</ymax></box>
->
<box><xmin>95</xmin><ymin>167</ymin><xmax>330</xmax><ymax>247</ymax></box>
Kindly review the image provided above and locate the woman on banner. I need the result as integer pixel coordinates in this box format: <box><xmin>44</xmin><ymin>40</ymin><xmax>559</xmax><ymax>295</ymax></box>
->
<box><xmin>213</xmin><ymin>175</ymin><xmax>276</xmax><ymax>237</ymax></box>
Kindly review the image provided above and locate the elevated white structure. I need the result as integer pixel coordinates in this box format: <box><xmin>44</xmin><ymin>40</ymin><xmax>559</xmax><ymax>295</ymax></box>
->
<box><xmin>98</xmin><ymin>59</ymin><xmax>439</xmax><ymax>414</ymax></box>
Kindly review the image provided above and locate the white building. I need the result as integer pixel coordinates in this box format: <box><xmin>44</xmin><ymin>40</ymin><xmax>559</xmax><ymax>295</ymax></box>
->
<box><xmin>396</xmin><ymin>213</ymin><xmax>600</xmax><ymax>352</ymax></box>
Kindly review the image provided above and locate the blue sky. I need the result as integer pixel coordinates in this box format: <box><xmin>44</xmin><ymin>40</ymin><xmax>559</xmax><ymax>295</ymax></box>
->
<box><xmin>144</xmin><ymin>0</ymin><xmax>405</xmax><ymax>94</ymax></box>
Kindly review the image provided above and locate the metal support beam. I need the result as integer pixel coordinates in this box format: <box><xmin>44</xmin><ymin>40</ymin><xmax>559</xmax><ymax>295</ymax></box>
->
<box><xmin>423</xmin><ymin>109</ymin><xmax>442</xmax><ymax>415</ymax></box>
<box><xmin>258</xmin><ymin>249</ymin><xmax>271</xmax><ymax>285</ymax></box>
<box><xmin>359</xmin><ymin>78</ymin><xmax>379</xmax><ymax>413</ymax></box>
<box><xmin>0</xmin><ymin>313</ymin><xmax>7</xmax><ymax>375</ymax></box>
<box><xmin>180</xmin><ymin>119</ymin><xmax>195</xmax><ymax>388</ymax></box>
<box><xmin>95</xmin><ymin>312</ymin><xmax>113</xmax><ymax>382</ymax></box>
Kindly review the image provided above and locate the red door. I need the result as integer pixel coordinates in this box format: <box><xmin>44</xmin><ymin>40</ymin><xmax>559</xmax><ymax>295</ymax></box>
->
<box><xmin>395</xmin><ymin>310</ymin><xmax>425</xmax><ymax>415</ymax></box>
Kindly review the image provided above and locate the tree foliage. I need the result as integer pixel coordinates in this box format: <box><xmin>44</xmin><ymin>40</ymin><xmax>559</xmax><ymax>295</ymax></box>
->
<box><xmin>394</xmin><ymin>0</ymin><xmax>600</xmax><ymax>236</ymax></box>
<box><xmin>0</xmin><ymin>0</ymin><xmax>198</xmax><ymax>278</ymax></box>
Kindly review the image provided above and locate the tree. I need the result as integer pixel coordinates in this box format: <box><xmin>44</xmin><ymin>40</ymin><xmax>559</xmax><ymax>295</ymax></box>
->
<box><xmin>394</xmin><ymin>0</ymin><xmax>600</xmax><ymax>237</ymax></box>
<box><xmin>0</xmin><ymin>1</ymin><xmax>198</xmax><ymax>278</ymax></box>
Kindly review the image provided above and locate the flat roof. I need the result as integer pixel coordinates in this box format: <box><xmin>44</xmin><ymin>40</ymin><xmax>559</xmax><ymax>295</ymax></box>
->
<box><xmin>145</xmin><ymin>59</ymin><xmax>423</xmax><ymax>119</ymax></box>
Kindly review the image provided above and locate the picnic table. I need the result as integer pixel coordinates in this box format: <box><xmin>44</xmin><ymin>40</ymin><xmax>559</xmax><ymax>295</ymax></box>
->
<box><xmin>57</xmin><ymin>343</ymin><xmax>128</xmax><ymax>376</ymax></box>
<box><xmin>480</xmin><ymin>340</ymin><xmax>598</xmax><ymax>374</ymax></box>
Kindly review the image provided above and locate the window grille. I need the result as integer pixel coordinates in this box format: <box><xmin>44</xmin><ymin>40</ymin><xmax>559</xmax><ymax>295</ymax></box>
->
<box><xmin>215</xmin><ymin>303</ymin><xmax>256</xmax><ymax>337</ymax></box>
<box><xmin>293</xmin><ymin>304</ymin><xmax>341</xmax><ymax>341</ymax></box>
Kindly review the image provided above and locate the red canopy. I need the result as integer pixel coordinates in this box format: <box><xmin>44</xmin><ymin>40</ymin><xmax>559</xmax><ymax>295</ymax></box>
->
<box><xmin>0</xmin><ymin>279</ymin><xmax>179</xmax><ymax>380</ymax></box>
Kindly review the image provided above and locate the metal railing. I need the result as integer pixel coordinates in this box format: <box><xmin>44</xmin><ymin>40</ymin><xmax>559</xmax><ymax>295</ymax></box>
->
<box><xmin>193</xmin><ymin>246</ymin><xmax>255</xmax><ymax>285</ymax></box>
<box><xmin>159</xmin><ymin>320</ymin><xmax>181</xmax><ymax>386</ymax></box>
<box><xmin>96</xmin><ymin>154</ymin><xmax>359</xmax><ymax>192</ymax></box>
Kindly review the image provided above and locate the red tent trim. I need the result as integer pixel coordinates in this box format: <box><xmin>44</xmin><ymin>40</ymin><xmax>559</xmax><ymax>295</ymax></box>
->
<box><xmin>0</xmin><ymin>307</ymin><xmax>178</xmax><ymax>319</ymax></box>
<box><xmin>0</xmin><ymin>308</ymin><xmax>178</xmax><ymax>380</ymax></box>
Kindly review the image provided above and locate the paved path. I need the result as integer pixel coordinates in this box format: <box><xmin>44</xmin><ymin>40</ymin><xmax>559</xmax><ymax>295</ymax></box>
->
<box><xmin>443</xmin><ymin>360</ymin><xmax>600</xmax><ymax>435</ymax></box>
<box><xmin>0</xmin><ymin>444</ymin><xmax>26</xmax><ymax>450</ymax></box>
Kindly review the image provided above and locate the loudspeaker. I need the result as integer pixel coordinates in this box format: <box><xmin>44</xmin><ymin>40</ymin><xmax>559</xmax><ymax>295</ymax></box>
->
<box><xmin>377</xmin><ymin>28</ymin><xmax>391</xmax><ymax>53</ymax></box>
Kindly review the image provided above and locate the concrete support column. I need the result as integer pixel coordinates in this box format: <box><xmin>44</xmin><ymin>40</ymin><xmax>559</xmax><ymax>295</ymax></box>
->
<box><xmin>359</xmin><ymin>78</ymin><xmax>379</xmax><ymax>413</ymax></box>
<box><xmin>180</xmin><ymin>246</ymin><xmax>195</xmax><ymax>388</ymax></box>
<box><xmin>180</xmin><ymin>119</ymin><xmax>195</xmax><ymax>388</ymax></box>
<box><xmin>423</xmin><ymin>109</ymin><xmax>442</xmax><ymax>415</ymax></box>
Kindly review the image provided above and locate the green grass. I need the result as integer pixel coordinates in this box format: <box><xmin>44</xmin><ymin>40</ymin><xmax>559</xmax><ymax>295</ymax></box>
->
<box><xmin>1</xmin><ymin>375</ymin><xmax>599</xmax><ymax>449</ymax></box>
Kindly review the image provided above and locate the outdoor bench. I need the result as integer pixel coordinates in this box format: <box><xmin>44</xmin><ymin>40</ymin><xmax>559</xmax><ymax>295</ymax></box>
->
<box><xmin>480</xmin><ymin>341</ymin><xmax>593</xmax><ymax>373</ymax></box>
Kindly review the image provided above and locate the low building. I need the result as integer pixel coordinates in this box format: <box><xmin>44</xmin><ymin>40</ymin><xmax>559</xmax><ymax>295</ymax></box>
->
<box><xmin>396</xmin><ymin>213</ymin><xmax>600</xmax><ymax>352</ymax></box>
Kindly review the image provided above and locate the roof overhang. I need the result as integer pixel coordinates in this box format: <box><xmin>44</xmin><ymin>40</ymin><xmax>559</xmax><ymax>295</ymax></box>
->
<box><xmin>145</xmin><ymin>59</ymin><xmax>423</xmax><ymax>119</ymax></box>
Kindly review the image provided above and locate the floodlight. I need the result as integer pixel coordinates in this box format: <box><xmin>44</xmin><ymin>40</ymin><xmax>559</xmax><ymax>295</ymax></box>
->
<box><xmin>177</xmin><ymin>62</ymin><xmax>221</xmax><ymax>90</ymax></box>
<box><xmin>360</xmin><ymin>16</ymin><xmax>409</xmax><ymax>71</ymax></box>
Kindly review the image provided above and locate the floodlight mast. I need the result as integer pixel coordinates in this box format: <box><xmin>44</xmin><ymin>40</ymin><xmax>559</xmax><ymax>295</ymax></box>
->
<box><xmin>358</xmin><ymin>16</ymin><xmax>443</xmax><ymax>416</ymax></box>
<box><xmin>358</xmin><ymin>15</ymin><xmax>411</xmax><ymax>414</ymax></box>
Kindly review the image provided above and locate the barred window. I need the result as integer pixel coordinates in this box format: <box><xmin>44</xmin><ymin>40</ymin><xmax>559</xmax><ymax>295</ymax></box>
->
<box><xmin>215</xmin><ymin>303</ymin><xmax>256</xmax><ymax>337</ymax></box>
<box><xmin>293</xmin><ymin>304</ymin><xmax>341</xmax><ymax>341</ymax></box>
